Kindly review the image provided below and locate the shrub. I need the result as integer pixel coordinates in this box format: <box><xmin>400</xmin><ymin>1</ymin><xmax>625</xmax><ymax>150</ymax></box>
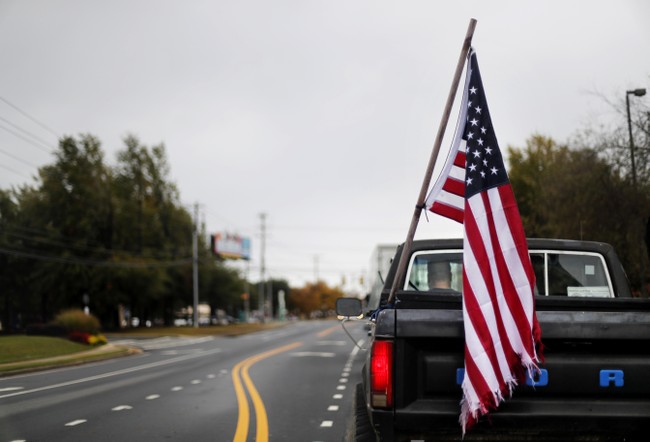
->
<box><xmin>53</xmin><ymin>309</ymin><xmax>101</xmax><ymax>334</ymax></box>
<box><xmin>88</xmin><ymin>334</ymin><xmax>108</xmax><ymax>346</ymax></box>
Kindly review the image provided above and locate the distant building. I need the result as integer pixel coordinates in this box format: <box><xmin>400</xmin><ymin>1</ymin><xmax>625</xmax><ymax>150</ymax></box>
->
<box><xmin>367</xmin><ymin>244</ymin><xmax>398</xmax><ymax>310</ymax></box>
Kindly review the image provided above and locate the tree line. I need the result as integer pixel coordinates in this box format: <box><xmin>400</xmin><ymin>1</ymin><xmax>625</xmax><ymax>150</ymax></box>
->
<box><xmin>0</xmin><ymin>135</ymin><xmax>248</xmax><ymax>331</ymax></box>
<box><xmin>1</xmin><ymin>91</ymin><xmax>648</xmax><ymax>332</ymax></box>
<box><xmin>0</xmin><ymin>134</ymin><xmax>345</xmax><ymax>332</ymax></box>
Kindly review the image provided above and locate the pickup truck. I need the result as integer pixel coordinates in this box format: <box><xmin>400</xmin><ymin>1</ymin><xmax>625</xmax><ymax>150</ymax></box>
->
<box><xmin>338</xmin><ymin>238</ymin><xmax>650</xmax><ymax>441</ymax></box>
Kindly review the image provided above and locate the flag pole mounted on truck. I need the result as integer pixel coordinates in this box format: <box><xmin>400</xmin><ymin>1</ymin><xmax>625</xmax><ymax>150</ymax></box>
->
<box><xmin>386</xmin><ymin>18</ymin><xmax>477</xmax><ymax>305</ymax></box>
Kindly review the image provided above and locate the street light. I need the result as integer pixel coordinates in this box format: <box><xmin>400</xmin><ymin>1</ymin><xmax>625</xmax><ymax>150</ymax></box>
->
<box><xmin>626</xmin><ymin>88</ymin><xmax>647</xmax><ymax>296</ymax></box>
<box><xmin>626</xmin><ymin>88</ymin><xmax>646</xmax><ymax>188</ymax></box>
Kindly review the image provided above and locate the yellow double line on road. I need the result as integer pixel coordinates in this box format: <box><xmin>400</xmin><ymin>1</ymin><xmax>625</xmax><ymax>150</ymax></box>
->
<box><xmin>232</xmin><ymin>342</ymin><xmax>302</xmax><ymax>442</ymax></box>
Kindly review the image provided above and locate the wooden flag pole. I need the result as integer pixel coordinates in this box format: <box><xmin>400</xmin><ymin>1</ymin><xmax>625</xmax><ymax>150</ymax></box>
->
<box><xmin>387</xmin><ymin>18</ymin><xmax>477</xmax><ymax>305</ymax></box>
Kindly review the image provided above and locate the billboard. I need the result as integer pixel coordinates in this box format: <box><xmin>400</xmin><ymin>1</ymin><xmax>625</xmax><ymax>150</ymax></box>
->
<box><xmin>211</xmin><ymin>233</ymin><xmax>251</xmax><ymax>260</ymax></box>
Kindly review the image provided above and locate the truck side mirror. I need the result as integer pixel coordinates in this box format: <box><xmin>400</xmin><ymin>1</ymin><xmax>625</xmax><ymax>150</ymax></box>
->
<box><xmin>336</xmin><ymin>297</ymin><xmax>362</xmax><ymax>317</ymax></box>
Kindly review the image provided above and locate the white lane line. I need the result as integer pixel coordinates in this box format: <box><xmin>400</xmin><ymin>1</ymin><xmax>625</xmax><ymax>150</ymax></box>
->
<box><xmin>290</xmin><ymin>352</ymin><xmax>336</xmax><ymax>358</ymax></box>
<box><xmin>0</xmin><ymin>387</ymin><xmax>24</xmax><ymax>392</ymax></box>
<box><xmin>316</xmin><ymin>340</ymin><xmax>347</xmax><ymax>346</ymax></box>
<box><xmin>327</xmin><ymin>405</ymin><xmax>339</xmax><ymax>411</ymax></box>
<box><xmin>110</xmin><ymin>336</ymin><xmax>214</xmax><ymax>350</ymax></box>
<box><xmin>333</xmin><ymin>394</ymin><xmax>343</xmax><ymax>399</ymax></box>
<box><xmin>161</xmin><ymin>349</ymin><xmax>204</xmax><ymax>356</ymax></box>
<box><xmin>111</xmin><ymin>405</ymin><xmax>133</xmax><ymax>411</ymax></box>
<box><xmin>336</xmin><ymin>385</ymin><xmax>346</xmax><ymax>390</ymax></box>
<box><xmin>190</xmin><ymin>379</ymin><xmax>201</xmax><ymax>385</ymax></box>
<box><xmin>320</xmin><ymin>420</ymin><xmax>334</xmax><ymax>427</ymax></box>
<box><xmin>0</xmin><ymin>348</ymin><xmax>222</xmax><ymax>399</ymax></box>
<box><xmin>65</xmin><ymin>419</ymin><xmax>87</xmax><ymax>427</ymax></box>
<box><xmin>339</xmin><ymin>378</ymin><xmax>348</xmax><ymax>383</ymax></box>
<box><xmin>171</xmin><ymin>386</ymin><xmax>183</xmax><ymax>391</ymax></box>
<box><xmin>207</xmin><ymin>374</ymin><xmax>216</xmax><ymax>379</ymax></box>
<box><xmin>146</xmin><ymin>394</ymin><xmax>160</xmax><ymax>400</ymax></box>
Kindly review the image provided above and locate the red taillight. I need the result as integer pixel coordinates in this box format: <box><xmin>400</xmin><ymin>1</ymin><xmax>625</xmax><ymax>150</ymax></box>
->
<box><xmin>370</xmin><ymin>340</ymin><xmax>393</xmax><ymax>408</ymax></box>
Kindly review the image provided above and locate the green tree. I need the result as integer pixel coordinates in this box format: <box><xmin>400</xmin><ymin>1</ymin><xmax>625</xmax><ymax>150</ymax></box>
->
<box><xmin>508</xmin><ymin>134</ymin><xmax>648</xmax><ymax>292</ymax></box>
<box><xmin>0</xmin><ymin>189</ymin><xmax>21</xmax><ymax>331</ymax></box>
<box><xmin>110</xmin><ymin>135</ymin><xmax>194</xmax><ymax>327</ymax></box>
<box><xmin>11</xmin><ymin>135</ymin><xmax>113</xmax><ymax>323</ymax></box>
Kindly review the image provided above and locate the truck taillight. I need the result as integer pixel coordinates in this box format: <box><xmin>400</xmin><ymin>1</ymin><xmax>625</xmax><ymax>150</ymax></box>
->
<box><xmin>370</xmin><ymin>340</ymin><xmax>393</xmax><ymax>408</ymax></box>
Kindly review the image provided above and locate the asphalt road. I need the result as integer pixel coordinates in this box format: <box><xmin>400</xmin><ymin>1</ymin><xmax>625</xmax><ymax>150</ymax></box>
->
<box><xmin>0</xmin><ymin>320</ymin><xmax>368</xmax><ymax>442</ymax></box>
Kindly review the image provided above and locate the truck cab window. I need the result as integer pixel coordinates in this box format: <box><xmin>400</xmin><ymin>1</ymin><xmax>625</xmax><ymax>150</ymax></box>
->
<box><xmin>531</xmin><ymin>251</ymin><xmax>614</xmax><ymax>298</ymax></box>
<box><xmin>406</xmin><ymin>251</ymin><xmax>462</xmax><ymax>292</ymax></box>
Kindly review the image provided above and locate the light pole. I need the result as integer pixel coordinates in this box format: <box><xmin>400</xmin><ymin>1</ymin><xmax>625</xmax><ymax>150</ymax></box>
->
<box><xmin>626</xmin><ymin>88</ymin><xmax>647</xmax><ymax>296</ymax></box>
<box><xmin>626</xmin><ymin>88</ymin><xmax>646</xmax><ymax>188</ymax></box>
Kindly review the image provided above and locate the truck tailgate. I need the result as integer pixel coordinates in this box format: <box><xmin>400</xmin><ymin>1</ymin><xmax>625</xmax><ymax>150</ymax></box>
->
<box><xmin>391</xmin><ymin>307</ymin><xmax>650</xmax><ymax>436</ymax></box>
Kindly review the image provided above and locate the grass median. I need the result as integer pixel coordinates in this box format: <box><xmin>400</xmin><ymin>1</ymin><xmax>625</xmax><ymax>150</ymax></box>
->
<box><xmin>0</xmin><ymin>321</ymin><xmax>290</xmax><ymax>376</ymax></box>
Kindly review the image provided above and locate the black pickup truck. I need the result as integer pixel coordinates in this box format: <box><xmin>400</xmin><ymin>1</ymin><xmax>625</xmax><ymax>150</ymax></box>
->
<box><xmin>338</xmin><ymin>238</ymin><xmax>650</xmax><ymax>441</ymax></box>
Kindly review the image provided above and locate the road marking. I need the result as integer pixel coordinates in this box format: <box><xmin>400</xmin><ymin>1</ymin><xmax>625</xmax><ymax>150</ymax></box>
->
<box><xmin>317</xmin><ymin>325</ymin><xmax>339</xmax><ymax>337</ymax></box>
<box><xmin>339</xmin><ymin>378</ymin><xmax>348</xmax><ymax>383</ymax></box>
<box><xmin>0</xmin><ymin>348</ymin><xmax>222</xmax><ymax>399</ymax></box>
<box><xmin>207</xmin><ymin>374</ymin><xmax>216</xmax><ymax>379</ymax></box>
<box><xmin>65</xmin><ymin>419</ymin><xmax>87</xmax><ymax>427</ymax></box>
<box><xmin>191</xmin><ymin>379</ymin><xmax>201</xmax><ymax>384</ymax></box>
<box><xmin>333</xmin><ymin>394</ymin><xmax>343</xmax><ymax>399</ymax></box>
<box><xmin>0</xmin><ymin>387</ymin><xmax>24</xmax><ymax>392</ymax></box>
<box><xmin>171</xmin><ymin>386</ymin><xmax>183</xmax><ymax>391</ymax></box>
<box><xmin>290</xmin><ymin>352</ymin><xmax>335</xmax><ymax>358</ymax></box>
<box><xmin>232</xmin><ymin>341</ymin><xmax>302</xmax><ymax>442</ymax></box>
<box><xmin>336</xmin><ymin>385</ymin><xmax>346</xmax><ymax>390</ymax></box>
<box><xmin>161</xmin><ymin>349</ymin><xmax>204</xmax><ymax>356</ymax></box>
<box><xmin>320</xmin><ymin>420</ymin><xmax>334</xmax><ymax>427</ymax></box>
<box><xmin>316</xmin><ymin>340</ymin><xmax>347</xmax><ymax>346</ymax></box>
<box><xmin>146</xmin><ymin>394</ymin><xmax>160</xmax><ymax>400</ymax></box>
<box><xmin>112</xmin><ymin>405</ymin><xmax>132</xmax><ymax>411</ymax></box>
<box><xmin>110</xmin><ymin>336</ymin><xmax>214</xmax><ymax>350</ymax></box>
<box><xmin>327</xmin><ymin>405</ymin><xmax>339</xmax><ymax>411</ymax></box>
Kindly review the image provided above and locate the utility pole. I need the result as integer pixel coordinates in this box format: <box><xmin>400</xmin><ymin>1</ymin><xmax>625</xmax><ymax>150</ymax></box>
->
<box><xmin>192</xmin><ymin>203</ymin><xmax>199</xmax><ymax>327</ymax></box>
<box><xmin>259</xmin><ymin>213</ymin><xmax>266</xmax><ymax>321</ymax></box>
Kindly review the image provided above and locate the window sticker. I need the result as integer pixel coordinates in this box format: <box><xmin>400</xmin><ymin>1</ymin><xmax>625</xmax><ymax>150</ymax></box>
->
<box><xmin>567</xmin><ymin>286</ymin><xmax>611</xmax><ymax>298</ymax></box>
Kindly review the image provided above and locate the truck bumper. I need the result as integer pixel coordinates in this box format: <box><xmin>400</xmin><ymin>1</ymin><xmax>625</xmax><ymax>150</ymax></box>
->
<box><xmin>380</xmin><ymin>398</ymin><xmax>650</xmax><ymax>441</ymax></box>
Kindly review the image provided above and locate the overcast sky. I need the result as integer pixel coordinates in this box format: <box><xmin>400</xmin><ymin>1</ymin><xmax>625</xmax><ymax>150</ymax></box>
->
<box><xmin>0</xmin><ymin>0</ymin><xmax>648</xmax><ymax>293</ymax></box>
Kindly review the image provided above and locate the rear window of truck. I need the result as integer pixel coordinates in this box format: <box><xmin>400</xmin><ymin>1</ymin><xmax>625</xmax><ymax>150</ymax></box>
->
<box><xmin>405</xmin><ymin>249</ymin><xmax>614</xmax><ymax>298</ymax></box>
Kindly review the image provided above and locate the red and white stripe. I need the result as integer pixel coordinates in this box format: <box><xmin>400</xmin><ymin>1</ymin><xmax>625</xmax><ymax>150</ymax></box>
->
<box><xmin>425</xmin><ymin>66</ymin><xmax>471</xmax><ymax>223</ymax></box>
<box><xmin>460</xmin><ymin>185</ymin><xmax>541</xmax><ymax>432</ymax></box>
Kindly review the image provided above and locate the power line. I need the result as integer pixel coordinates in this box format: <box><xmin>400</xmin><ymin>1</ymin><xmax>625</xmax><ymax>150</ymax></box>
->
<box><xmin>0</xmin><ymin>246</ymin><xmax>193</xmax><ymax>268</ymax></box>
<box><xmin>2</xmin><ymin>222</ymin><xmax>194</xmax><ymax>258</ymax></box>
<box><xmin>2</xmin><ymin>230</ymin><xmax>192</xmax><ymax>259</ymax></box>
<box><xmin>0</xmin><ymin>146</ymin><xmax>42</xmax><ymax>168</ymax></box>
<box><xmin>0</xmin><ymin>163</ymin><xmax>30</xmax><ymax>179</ymax></box>
<box><xmin>0</xmin><ymin>117</ymin><xmax>55</xmax><ymax>153</ymax></box>
<box><xmin>0</xmin><ymin>96</ymin><xmax>59</xmax><ymax>138</ymax></box>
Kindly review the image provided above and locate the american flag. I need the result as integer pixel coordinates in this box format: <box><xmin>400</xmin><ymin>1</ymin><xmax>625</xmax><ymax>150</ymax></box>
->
<box><xmin>426</xmin><ymin>49</ymin><xmax>542</xmax><ymax>433</ymax></box>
